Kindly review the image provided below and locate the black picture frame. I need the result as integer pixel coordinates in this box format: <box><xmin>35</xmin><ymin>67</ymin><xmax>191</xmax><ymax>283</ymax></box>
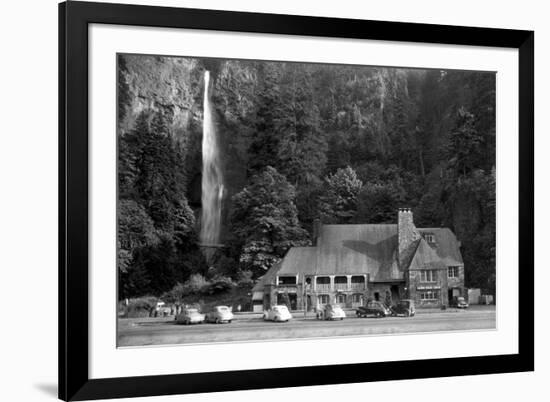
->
<box><xmin>59</xmin><ymin>1</ymin><xmax>534</xmax><ymax>400</ymax></box>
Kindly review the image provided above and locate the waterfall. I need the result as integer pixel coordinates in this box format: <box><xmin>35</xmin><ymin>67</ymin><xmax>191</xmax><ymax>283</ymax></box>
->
<box><xmin>199</xmin><ymin>71</ymin><xmax>224</xmax><ymax>247</ymax></box>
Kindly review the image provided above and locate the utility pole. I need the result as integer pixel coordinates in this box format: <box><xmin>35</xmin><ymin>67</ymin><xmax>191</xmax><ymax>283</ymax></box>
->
<box><xmin>303</xmin><ymin>275</ymin><xmax>307</xmax><ymax>319</ymax></box>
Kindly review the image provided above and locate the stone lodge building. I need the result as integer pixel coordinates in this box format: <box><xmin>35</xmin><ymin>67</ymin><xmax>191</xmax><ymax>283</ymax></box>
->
<box><xmin>251</xmin><ymin>209</ymin><xmax>465</xmax><ymax>312</ymax></box>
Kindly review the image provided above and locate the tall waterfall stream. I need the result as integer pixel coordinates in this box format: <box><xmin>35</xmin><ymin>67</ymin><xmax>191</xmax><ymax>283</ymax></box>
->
<box><xmin>199</xmin><ymin>71</ymin><xmax>224</xmax><ymax>249</ymax></box>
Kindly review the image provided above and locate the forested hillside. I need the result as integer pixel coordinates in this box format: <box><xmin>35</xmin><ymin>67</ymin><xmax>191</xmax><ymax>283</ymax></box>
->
<box><xmin>117</xmin><ymin>54</ymin><xmax>496</xmax><ymax>301</ymax></box>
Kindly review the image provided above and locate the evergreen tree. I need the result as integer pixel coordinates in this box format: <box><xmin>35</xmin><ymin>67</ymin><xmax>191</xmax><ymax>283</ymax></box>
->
<box><xmin>318</xmin><ymin>166</ymin><xmax>363</xmax><ymax>223</ymax></box>
<box><xmin>230</xmin><ymin>167</ymin><xmax>310</xmax><ymax>275</ymax></box>
<box><xmin>447</xmin><ymin>107</ymin><xmax>484</xmax><ymax>178</ymax></box>
<box><xmin>277</xmin><ymin>66</ymin><xmax>327</xmax><ymax>185</ymax></box>
<box><xmin>247</xmin><ymin>63</ymin><xmax>285</xmax><ymax>175</ymax></box>
<box><xmin>355</xmin><ymin>182</ymin><xmax>406</xmax><ymax>224</ymax></box>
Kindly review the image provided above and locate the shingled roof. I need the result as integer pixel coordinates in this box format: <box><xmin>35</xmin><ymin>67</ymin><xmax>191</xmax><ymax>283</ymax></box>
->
<box><xmin>418</xmin><ymin>228</ymin><xmax>463</xmax><ymax>266</ymax></box>
<box><xmin>315</xmin><ymin>224</ymin><xmax>401</xmax><ymax>280</ymax></box>
<box><xmin>408</xmin><ymin>238</ymin><xmax>447</xmax><ymax>271</ymax></box>
<box><xmin>252</xmin><ymin>223</ymin><xmax>463</xmax><ymax>291</ymax></box>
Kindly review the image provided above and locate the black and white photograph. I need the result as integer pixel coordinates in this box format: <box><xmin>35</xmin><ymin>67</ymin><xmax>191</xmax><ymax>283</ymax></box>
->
<box><xmin>116</xmin><ymin>54</ymin><xmax>496</xmax><ymax>347</ymax></box>
<box><xmin>2</xmin><ymin>0</ymin><xmax>543</xmax><ymax>401</ymax></box>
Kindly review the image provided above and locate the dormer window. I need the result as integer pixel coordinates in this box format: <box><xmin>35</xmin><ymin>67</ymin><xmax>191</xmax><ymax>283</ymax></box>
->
<box><xmin>423</xmin><ymin>233</ymin><xmax>436</xmax><ymax>244</ymax></box>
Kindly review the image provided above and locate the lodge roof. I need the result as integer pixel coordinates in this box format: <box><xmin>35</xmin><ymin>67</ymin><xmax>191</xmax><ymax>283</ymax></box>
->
<box><xmin>252</xmin><ymin>223</ymin><xmax>463</xmax><ymax>290</ymax></box>
<box><xmin>408</xmin><ymin>238</ymin><xmax>447</xmax><ymax>271</ymax></box>
<box><xmin>417</xmin><ymin>228</ymin><xmax>463</xmax><ymax>266</ymax></box>
<box><xmin>315</xmin><ymin>224</ymin><xmax>400</xmax><ymax>280</ymax></box>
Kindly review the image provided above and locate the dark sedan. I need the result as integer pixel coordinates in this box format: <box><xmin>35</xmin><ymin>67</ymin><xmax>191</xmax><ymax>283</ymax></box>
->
<box><xmin>390</xmin><ymin>299</ymin><xmax>416</xmax><ymax>317</ymax></box>
<box><xmin>356</xmin><ymin>301</ymin><xmax>392</xmax><ymax>318</ymax></box>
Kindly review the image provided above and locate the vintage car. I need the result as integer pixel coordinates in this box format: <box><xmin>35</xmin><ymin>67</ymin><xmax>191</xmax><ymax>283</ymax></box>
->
<box><xmin>175</xmin><ymin>308</ymin><xmax>205</xmax><ymax>325</ymax></box>
<box><xmin>356</xmin><ymin>301</ymin><xmax>392</xmax><ymax>318</ymax></box>
<box><xmin>263</xmin><ymin>305</ymin><xmax>292</xmax><ymax>322</ymax></box>
<box><xmin>155</xmin><ymin>301</ymin><xmax>172</xmax><ymax>317</ymax></box>
<box><xmin>205</xmin><ymin>305</ymin><xmax>234</xmax><ymax>324</ymax></box>
<box><xmin>316</xmin><ymin>304</ymin><xmax>346</xmax><ymax>320</ymax></box>
<box><xmin>450</xmin><ymin>296</ymin><xmax>469</xmax><ymax>309</ymax></box>
<box><xmin>390</xmin><ymin>299</ymin><xmax>416</xmax><ymax>317</ymax></box>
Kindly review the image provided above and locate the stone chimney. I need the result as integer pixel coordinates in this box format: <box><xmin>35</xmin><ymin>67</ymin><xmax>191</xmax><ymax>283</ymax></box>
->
<box><xmin>312</xmin><ymin>219</ymin><xmax>321</xmax><ymax>246</ymax></box>
<box><xmin>398</xmin><ymin>208</ymin><xmax>421</xmax><ymax>269</ymax></box>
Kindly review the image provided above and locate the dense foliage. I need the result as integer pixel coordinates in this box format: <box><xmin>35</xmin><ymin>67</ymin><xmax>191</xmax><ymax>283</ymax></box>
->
<box><xmin>118</xmin><ymin>110</ymin><xmax>206</xmax><ymax>299</ymax></box>
<box><xmin>118</xmin><ymin>55</ymin><xmax>496</xmax><ymax>300</ymax></box>
<box><xmin>230</xmin><ymin>166</ymin><xmax>310</xmax><ymax>275</ymax></box>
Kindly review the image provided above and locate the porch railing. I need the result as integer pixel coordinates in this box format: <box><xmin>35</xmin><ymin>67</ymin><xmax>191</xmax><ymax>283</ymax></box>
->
<box><xmin>313</xmin><ymin>283</ymin><xmax>366</xmax><ymax>292</ymax></box>
<box><xmin>334</xmin><ymin>283</ymin><xmax>348</xmax><ymax>291</ymax></box>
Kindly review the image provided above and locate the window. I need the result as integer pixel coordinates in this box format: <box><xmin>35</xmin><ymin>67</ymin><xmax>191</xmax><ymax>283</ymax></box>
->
<box><xmin>448</xmin><ymin>266</ymin><xmax>459</xmax><ymax>278</ymax></box>
<box><xmin>420</xmin><ymin>270</ymin><xmax>437</xmax><ymax>282</ymax></box>
<box><xmin>419</xmin><ymin>290</ymin><xmax>439</xmax><ymax>300</ymax></box>
<box><xmin>278</xmin><ymin>276</ymin><xmax>297</xmax><ymax>285</ymax></box>
<box><xmin>351</xmin><ymin>294</ymin><xmax>362</xmax><ymax>303</ymax></box>
<box><xmin>317</xmin><ymin>294</ymin><xmax>329</xmax><ymax>305</ymax></box>
<box><xmin>423</xmin><ymin>233</ymin><xmax>436</xmax><ymax>243</ymax></box>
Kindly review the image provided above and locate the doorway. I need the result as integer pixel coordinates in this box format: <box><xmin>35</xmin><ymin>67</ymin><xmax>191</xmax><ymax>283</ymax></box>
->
<box><xmin>448</xmin><ymin>288</ymin><xmax>460</xmax><ymax>304</ymax></box>
<box><xmin>391</xmin><ymin>285</ymin><xmax>400</xmax><ymax>301</ymax></box>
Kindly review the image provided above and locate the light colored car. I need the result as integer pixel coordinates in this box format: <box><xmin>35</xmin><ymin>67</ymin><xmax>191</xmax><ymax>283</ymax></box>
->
<box><xmin>205</xmin><ymin>305</ymin><xmax>234</xmax><ymax>324</ymax></box>
<box><xmin>263</xmin><ymin>305</ymin><xmax>292</xmax><ymax>322</ymax></box>
<box><xmin>175</xmin><ymin>308</ymin><xmax>205</xmax><ymax>325</ymax></box>
<box><xmin>316</xmin><ymin>304</ymin><xmax>346</xmax><ymax>320</ymax></box>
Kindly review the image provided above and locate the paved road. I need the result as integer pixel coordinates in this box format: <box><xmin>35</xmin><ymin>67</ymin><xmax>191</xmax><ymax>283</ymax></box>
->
<box><xmin>118</xmin><ymin>307</ymin><xmax>496</xmax><ymax>347</ymax></box>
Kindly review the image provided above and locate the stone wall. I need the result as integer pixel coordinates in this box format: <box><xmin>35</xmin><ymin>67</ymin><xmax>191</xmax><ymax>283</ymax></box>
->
<box><xmin>447</xmin><ymin>264</ymin><xmax>465</xmax><ymax>299</ymax></box>
<box><xmin>407</xmin><ymin>268</ymin><xmax>448</xmax><ymax>308</ymax></box>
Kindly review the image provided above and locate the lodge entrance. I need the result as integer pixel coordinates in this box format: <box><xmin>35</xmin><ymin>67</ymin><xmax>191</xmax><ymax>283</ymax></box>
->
<box><xmin>448</xmin><ymin>288</ymin><xmax>461</xmax><ymax>303</ymax></box>
<box><xmin>391</xmin><ymin>285</ymin><xmax>399</xmax><ymax>302</ymax></box>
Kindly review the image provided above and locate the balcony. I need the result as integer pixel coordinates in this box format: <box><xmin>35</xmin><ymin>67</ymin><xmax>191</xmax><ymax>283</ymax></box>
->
<box><xmin>316</xmin><ymin>284</ymin><xmax>332</xmax><ymax>292</ymax></box>
<box><xmin>334</xmin><ymin>283</ymin><xmax>348</xmax><ymax>291</ymax></box>
<box><xmin>277</xmin><ymin>285</ymin><xmax>298</xmax><ymax>293</ymax></box>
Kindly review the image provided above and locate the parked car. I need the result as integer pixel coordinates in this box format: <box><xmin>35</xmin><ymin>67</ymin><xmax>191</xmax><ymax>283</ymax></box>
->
<box><xmin>451</xmin><ymin>296</ymin><xmax>469</xmax><ymax>309</ymax></box>
<box><xmin>175</xmin><ymin>308</ymin><xmax>205</xmax><ymax>325</ymax></box>
<box><xmin>390</xmin><ymin>299</ymin><xmax>416</xmax><ymax>317</ymax></box>
<box><xmin>263</xmin><ymin>305</ymin><xmax>292</xmax><ymax>322</ymax></box>
<box><xmin>155</xmin><ymin>301</ymin><xmax>172</xmax><ymax>317</ymax></box>
<box><xmin>205</xmin><ymin>305</ymin><xmax>234</xmax><ymax>324</ymax></box>
<box><xmin>356</xmin><ymin>301</ymin><xmax>392</xmax><ymax>318</ymax></box>
<box><xmin>316</xmin><ymin>304</ymin><xmax>346</xmax><ymax>320</ymax></box>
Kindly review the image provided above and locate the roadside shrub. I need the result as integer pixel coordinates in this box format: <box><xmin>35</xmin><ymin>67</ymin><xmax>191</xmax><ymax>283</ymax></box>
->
<box><xmin>123</xmin><ymin>296</ymin><xmax>158</xmax><ymax>318</ymax></box>
<box><xmin>203</xmin><ymin>276</ymin><xmax>234</xmax><ymax>295</ymax></box>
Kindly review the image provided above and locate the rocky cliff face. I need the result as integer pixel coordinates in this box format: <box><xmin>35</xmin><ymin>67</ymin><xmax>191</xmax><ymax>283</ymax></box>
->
<box><xmin>118</xmin><ymin>54</ymin><xmax>259</xmax><ymax>239</ymax></box>
<box><xmin>118</xmin><ymin>54</ymin><xmax>202</xmax><ymax>138</ymax></box>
